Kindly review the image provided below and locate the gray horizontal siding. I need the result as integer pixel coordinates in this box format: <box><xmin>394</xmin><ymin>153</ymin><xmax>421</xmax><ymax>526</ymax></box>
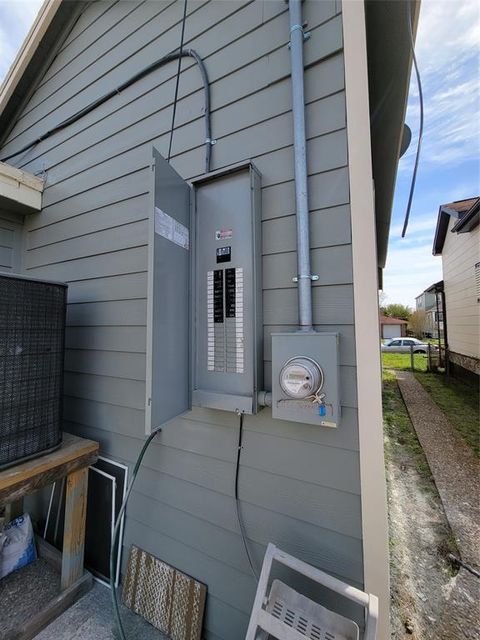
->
<box><xmin>0</xmin><ymin>2</ymin><xmax>363</xmax><ymax>638</ymax></box>
<box><xmin>65</xmin><ymin>326</ymin><xmax>147</xmax><ymax>352</ymax></box>
<box><xmin>65</xmin><ymin>423</ymin><xmax>362</xmax><ymax>537</ymax></box>
<box><xmin>26</xmin><ymin>194</ymin><xmax>149</xmax><ymax>245</ymax></box>
<box><xmin>66</xmin><ymin>272</ymin><xmax>147</xmax><ymax>304</ymax></box>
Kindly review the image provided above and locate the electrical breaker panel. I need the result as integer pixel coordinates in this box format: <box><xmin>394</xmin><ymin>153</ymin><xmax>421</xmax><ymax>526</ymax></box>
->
<box><xmin>271</xmin><ymin>332</ymin><xmax>341</xmax><ymax>427</ymax></box>
<box><xmin>192</xmin><ymin>163</ymin><xmax>262</xmax><ymax>414</ymax></box>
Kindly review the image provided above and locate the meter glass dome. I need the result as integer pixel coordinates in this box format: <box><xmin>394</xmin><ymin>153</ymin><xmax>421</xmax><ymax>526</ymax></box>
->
<box><xmin>279</xmin><ymin>357</ymin><xmax>323</xmax><ymax>399</ymax></box>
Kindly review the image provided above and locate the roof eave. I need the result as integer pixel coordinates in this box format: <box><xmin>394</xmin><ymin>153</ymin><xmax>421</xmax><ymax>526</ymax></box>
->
<box><xmin>451</xmin><ymin>203</ymin><xmax>480</xmax><ymax>233</ymax></box>
<box><xmin>0</xmin><ymin>160</ymin><xmax>44</xmax><ymax>212</ymax></box>
<box><xmin>0</xmin><ymin>0</ymin><xmax>84</xmax><ymax>146</ymax></box>
<box><xmin>0</xmin><ymin>0</ymin><xmax>61</xmax><ymax>117</ymax></box>
<box><xmin>432</xmin><ymin>207</ymin><xmax>448</xmax><ymax>255</ymax></box>
<box><xmin>365</xmin><ymin>0</ymin><xmax>421</xmax><ymax>272</ymax></box>
<box><xmin>433</xmin><ymin>200</ymin><xmax>480</xmax><ymax>254</ymax></box>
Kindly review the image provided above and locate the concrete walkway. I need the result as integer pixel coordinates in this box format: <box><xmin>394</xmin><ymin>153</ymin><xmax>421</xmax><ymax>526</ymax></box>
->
<box><xmin>396</xmin><ymin>370</ymin><xmax>480</xmax><ymax>569</ymax></box>
<box><xmin>35</xmin><ymin>582</ymin><xmax>167</xmax><ymax>640</ymax></box>
<box><xmin>396</xmin><ymin>371</ymin><xmax>480</xmax><ymax>640</ymax></box>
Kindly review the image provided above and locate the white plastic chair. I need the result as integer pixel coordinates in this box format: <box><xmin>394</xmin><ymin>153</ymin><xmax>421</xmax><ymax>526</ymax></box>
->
<box><xmin>245</xmin><ymin>543</ymin><xmax>378</xmax><ymax>640</ymax></box>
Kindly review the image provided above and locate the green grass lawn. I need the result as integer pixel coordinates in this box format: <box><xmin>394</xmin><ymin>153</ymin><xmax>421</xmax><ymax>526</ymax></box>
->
<box><xmin>414</xmin><ymin>372</ymin><xmax>480</xmax><ymax>457</ymax></box>
<box><xmin>382</xmin><ymin>351</ymin><xmax>428</xmax><ymax>372</ymax></box>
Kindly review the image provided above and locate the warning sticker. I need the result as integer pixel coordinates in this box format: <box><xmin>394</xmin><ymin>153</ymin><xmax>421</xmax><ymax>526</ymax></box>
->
<box><xmin>215</xmin><ymin>228</ymin><xmax>233</xmax><ymax>241</ymax></box>
<box><xmin>155</xmin><ymin>207</ymin><xmax>189</xmax><ymax>250</ymax></box>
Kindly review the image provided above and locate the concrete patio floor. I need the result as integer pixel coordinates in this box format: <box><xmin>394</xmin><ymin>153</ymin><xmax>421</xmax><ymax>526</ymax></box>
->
<box><xmin>35</xmin><ymin>581</ymin><xmax>168</xmax><ymax>640</ymax></box>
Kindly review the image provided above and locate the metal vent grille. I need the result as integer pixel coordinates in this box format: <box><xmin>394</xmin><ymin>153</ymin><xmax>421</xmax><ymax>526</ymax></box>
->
<box><xmin>266</xmin><ymin>580</ymin><xmax>359</xmax><ymax>640</ymax></box>
<box><xmin>123</xmin><ymin>545</ymin><xmax>206</xmax><ymax>640</ymax></box>
<box><xmin>0</xmin><ymin>274</ymin><xmax>66</xmax><ymax>468</ymax></box>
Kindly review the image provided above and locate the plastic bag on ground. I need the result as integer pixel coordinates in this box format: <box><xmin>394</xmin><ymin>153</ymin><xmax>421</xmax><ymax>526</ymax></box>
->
<box><xmin>0</xmin><ymin>513</ymin><xmax>37</xmax><ymax>579</ymax></box>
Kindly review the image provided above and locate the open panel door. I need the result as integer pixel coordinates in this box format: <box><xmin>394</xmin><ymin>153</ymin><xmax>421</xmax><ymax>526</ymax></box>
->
<box><xmin>146</xmin><ymin>148</ymin><xmax>191</xmax><ymax>433</ymax></box>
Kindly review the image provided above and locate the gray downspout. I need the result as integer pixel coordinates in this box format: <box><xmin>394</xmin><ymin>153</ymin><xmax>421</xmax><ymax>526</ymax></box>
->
<box><xmin>288</xmin><ymin>0</ymin><xmax>315</xmax><ymax>332</ymax></box>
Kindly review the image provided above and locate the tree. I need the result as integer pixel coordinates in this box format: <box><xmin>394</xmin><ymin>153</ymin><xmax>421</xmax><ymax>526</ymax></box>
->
<box><xmin>382</xmin><ymin>303</ymin><xmax>412</xmax><ymax>321</ymax></box>
<box><xmin>409</xmin><ymin>310</ymin><xmax>427</xmax><ymax>338</ymax></box>
<box><xmin>378</xmin><ymin>291</ymin><xmax>388</xmax><ymax>315</ymax></box>
<box><xmin>378</xmin><ymin>291</ymin><xmax>388</xmax><ymax>308</ymax></box>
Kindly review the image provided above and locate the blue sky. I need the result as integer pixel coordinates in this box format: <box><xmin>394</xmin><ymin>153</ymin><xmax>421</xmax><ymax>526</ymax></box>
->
<box><xmin>0</xmin><ymin>0</ymin><xmax>44</xmax><ymax>81</ymax></box>
<box><xmin>385</xmin><ymin>0</ymin><xmax>479</xmax><ymax>307</ymax></box>
<box><xmin>0</xmin><ymin>0</ymin><xmax>478</xmax><ymax>308</ymax></box>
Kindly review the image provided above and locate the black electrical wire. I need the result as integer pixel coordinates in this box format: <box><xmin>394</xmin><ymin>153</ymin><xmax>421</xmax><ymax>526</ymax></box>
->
<box><xmin>1</xmin><ymin>48</ymin><xmax>212</xmax><ymax>173</ymax></box>
<box><xmin>401</xmin><ymin>0</ymin><xmax>424</xmax><ymax>238</ymax></box>
<box><xmin>109</xmin><ymin>428</ymin><xmax>161</xmax><ymax>640</ymax></box>
<box><xmin>234</xmin><ymin>412</ymin><xmax>259</xmax><ymax>581</ymax></box>
<box><xmin>167</xmin><ymin>0</ymin><xmax>188</xmax><ymax>163</ymax></box>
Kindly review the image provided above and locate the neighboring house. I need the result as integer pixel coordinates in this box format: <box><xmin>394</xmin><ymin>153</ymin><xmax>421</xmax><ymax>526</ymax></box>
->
<box><xmin>415</xmin><ymin>282</ymin><xmax>444</xmax><ymax>339</ymax></box>
<box><xmin>415</xmin><ymin>289</ymin><xmax>436</xmax><ymax>312</ymax></box>
<box><xmin>0</xmin><ymin>1</ymin><xmax>418</xmax><ymax>638</ymax></box>
<box><xmin>433</xmin><ymin>197</ymin><xmax>480</xmax><ymax>381</ymax></box>
<box><xmin>379</xmin><ymin>315</ymin><xmax>408</xmax><ymax>339</ymax></box>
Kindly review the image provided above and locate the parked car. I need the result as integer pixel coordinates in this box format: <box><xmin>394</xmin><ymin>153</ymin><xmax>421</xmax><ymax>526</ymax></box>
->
<box><xmin>381</xmin><ymin>338</ymin><xmax>434</xmax><ymax>354</ymax></box>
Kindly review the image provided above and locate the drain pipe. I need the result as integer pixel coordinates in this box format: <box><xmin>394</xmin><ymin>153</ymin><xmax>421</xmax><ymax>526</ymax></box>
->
<box><xmin>289</xmin><ymin>0</ymin><xmax>316</xmax><ymax>332</ymax></box>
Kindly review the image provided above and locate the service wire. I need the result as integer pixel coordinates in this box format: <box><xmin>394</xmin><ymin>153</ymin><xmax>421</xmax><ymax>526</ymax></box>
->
<box><xmin>1</xmin><ymin>49</ymin><xmax>212</xmax><ymax>173</ymax></box>
<box><xmin>234</xmin><ymin>412</ymin><xmax>259</xmax><ymax>582</ymax></box>
<box><xmin>109</xmin><ymin>428</ymin><xmax>161</xmax><ymax>640</ymax></box>
<box><xmin>167</xmin><ymin>0</ymin><xmax>188</xmax><ymax>163</ymax></box>
<box><xmin>401</xmin><ymin>0</ymin><xmax>424</xmax><ymax>238</ymax></box>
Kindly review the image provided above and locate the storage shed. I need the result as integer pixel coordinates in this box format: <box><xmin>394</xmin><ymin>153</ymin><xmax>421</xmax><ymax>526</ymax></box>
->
<box><xmin>0</xmin><ymin>1</ymin><xmax>419</xmax><ymax>638</ymax></box>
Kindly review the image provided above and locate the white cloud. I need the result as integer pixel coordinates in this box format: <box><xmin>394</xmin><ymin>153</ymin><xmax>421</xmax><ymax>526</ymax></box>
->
<box><xmin>415</xmin><ymin>0</ymin><xmax>480</xmax><ymax>70</ymax></box>
<box><xmin>383</xmin><ymin>242</ymin><xmax>443</xmax><ymax>307</ymax></box>
<box><xmin>389</xmin><ymin>215</ymin><xmax>437</xmax><ymax>239</ymax></box>
<box><xmin>400</xmin><ymin>0</ymin><xmax>480</xmax><ymax>171</ymax></box>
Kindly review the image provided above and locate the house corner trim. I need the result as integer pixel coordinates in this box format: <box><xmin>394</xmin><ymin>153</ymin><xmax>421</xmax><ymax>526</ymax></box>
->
<box><xmin>342</xmin><ymin>1</ymin><xmax>391</xmax><ymax>638</ymax></box>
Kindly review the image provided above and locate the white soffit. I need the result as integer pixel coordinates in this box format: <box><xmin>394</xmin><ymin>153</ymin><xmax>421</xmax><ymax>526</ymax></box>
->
<box><xmin>0</xmin><ymin>161</ymin><xmax>44</xmax><ymax>212</ymax></box>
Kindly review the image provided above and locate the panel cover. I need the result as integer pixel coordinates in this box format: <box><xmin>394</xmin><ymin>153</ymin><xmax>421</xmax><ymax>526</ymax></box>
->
<box><xmin>147</xmin><ymin>149</ymin><xmax>191</xmax><ymax>432</ymax></box>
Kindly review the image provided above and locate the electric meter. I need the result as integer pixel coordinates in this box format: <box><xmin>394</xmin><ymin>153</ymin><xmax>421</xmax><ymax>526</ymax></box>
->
<box><xmin>279</xmin><ymin>357</ymin><xmax>323</xmax><ymax>399</ymax></box>
<box><xmin>272</xmin><ymin>332</ymin><xmax>340</xmax><ymax>427</ymax></box>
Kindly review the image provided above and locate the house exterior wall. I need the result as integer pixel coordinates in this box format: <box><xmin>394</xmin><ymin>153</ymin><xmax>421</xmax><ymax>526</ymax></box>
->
<box><xmin>442</xmin><ymin>217</ymin><xmax>480</xmax><ymax>371</ymax></box>
<box><xmin>424</xmin><ymin>307</ymin><xmax>442</xmax><ymax>340</ymax></box>
<box><xmin>0</xmin><ymin>211</ymin><xmax>23</xmax><ymax>272</ymax></box>
<box><xmin>0</xmin><ymin>1</ymin><xmax>386</xmax><ymax>637</ymax></box>
<box><xmin>415</xmin><ymin>290</ymin><xmax>435</xmax><ymax>311</ymax></box>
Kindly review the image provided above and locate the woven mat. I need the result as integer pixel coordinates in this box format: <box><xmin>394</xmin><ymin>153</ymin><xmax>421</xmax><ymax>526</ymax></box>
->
<box><xmin>122</xmin><ymin>545</ymin><xmax>206</xmax><ymax>640</ymax></box>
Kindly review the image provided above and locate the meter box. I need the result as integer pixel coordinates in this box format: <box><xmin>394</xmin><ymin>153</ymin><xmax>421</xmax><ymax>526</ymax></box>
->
<box><xmin>272</xmin><ymin>332</ymin><xmax>340</xmax><ymax>427</ymax></box>
<box><xmin>192</xmin><ymin>163</ymin><xmax>262</xmax><ymax>414</ymax></box>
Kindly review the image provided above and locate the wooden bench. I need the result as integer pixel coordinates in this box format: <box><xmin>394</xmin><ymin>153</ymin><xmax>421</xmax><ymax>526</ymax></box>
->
<box><xmin>0</xmin><ymin>433</ymin><xmax>99</xmax><ymax>640</ymax></box>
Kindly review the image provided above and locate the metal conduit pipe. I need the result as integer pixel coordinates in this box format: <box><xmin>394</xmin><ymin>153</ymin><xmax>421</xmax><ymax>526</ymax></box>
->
<box><xmin>257</xmin><ymin>390</ymin><xmax>272</xmax><ymax>408</ymax></box>
<box><xmin>288</xmin><ymin>0</ymin><xmax>315</xmax><ymax>332</ymax></box>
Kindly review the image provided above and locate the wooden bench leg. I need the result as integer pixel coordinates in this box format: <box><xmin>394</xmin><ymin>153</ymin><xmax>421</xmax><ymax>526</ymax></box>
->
<box><xmin>61</xmin><ymin>467</ymin><xmax>88</xmax><ymax>590</ymax></box>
